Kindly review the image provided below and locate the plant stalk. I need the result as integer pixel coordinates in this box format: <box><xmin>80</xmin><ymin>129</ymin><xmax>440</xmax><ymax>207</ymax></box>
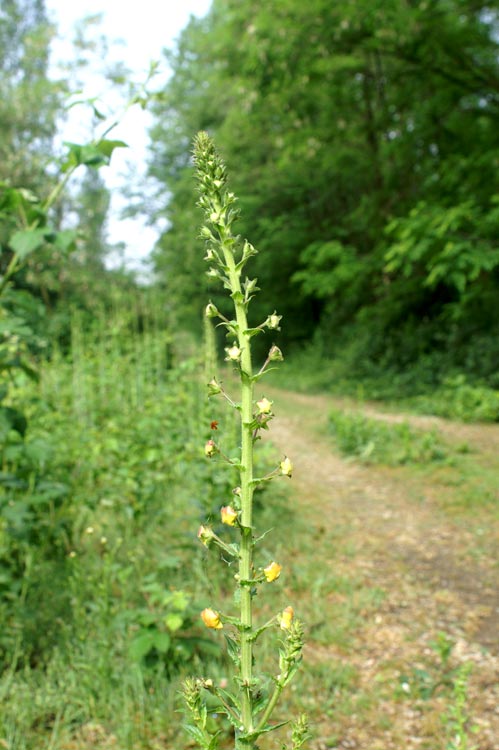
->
<box><xmin>222</xmin><ymin>239</ymin><xmax>255</xmax><ymax>740</ymax></box>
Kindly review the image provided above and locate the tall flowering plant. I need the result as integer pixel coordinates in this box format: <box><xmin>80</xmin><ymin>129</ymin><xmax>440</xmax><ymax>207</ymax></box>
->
<box><xmin>183</xmin><ymin>133</ymin><xmax>308</xmax><ymax>750</ymax></box>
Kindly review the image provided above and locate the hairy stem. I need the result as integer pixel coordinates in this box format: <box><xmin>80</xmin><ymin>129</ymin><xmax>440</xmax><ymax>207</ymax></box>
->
<box><xmin>222</xmin><ymin>239</ymin><xmax>255</xmax><ymax>738</ymax></box>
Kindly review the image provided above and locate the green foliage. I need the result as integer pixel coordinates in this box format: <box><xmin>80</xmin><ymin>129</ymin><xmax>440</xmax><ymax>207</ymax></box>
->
<box><xmin>444</xmin><ymin>665</ymin><xmax>478</xmax><ymax>750</ymax></box>
<box><xmin>62</xmin><ymin>139</ymin><xmax>128</xmax><ymax>171</ymax></box>
<box><xmin>127</xmin><ymin>578</ymin><xmax>221</xmax><ymax>670</ymax></box>
<box><xmin>406</xmin><ymin>377</ymin><xmax>499</xmax><ymax>423</ymax></box>
<box><xmin>328</xmin><ymin>408</ymin><xmax>448</xmax><ymax>465</ymax></box>
<box><xmin>0</xmin><ymin>0</ymin><xmax>63</xmax><ymax>189</ymax></box>
<box><xmin>149</xmin><ymin>0</ymin><xmax>499</xmax><ymax>384</ymax></box>
<box><xmin>384</xmin><ymin>198</ymin><xmax>499</xmax><ymax>294</ymax></box>
<box><xmin>0</xmin><ymin>300</ymin><xmax>242</xmax><ymax>748</ymax></box>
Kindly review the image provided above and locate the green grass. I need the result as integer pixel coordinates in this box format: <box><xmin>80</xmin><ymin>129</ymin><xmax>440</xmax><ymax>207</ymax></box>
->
<box><xmin>1</xmin><ymin>316</ymin><xmax>496</xmax><ymax>748</ymax></box>
<box><xmin>404</xmin><ymin>376</ymin><xmax>499</xmax><ymax>422</ymax></box>
<box><xmin>0</xmin><ymin>303</ymin><xmax>294</xmax><ymax>749</ymax></box>
<box><xmin>0</xmin><ymin>307</ymin><xmax>239</xmax><ymax>747</ymax></box>
<box><xmin>328</xmin><ymin>408</ymin><xmax>448</xmax><ymax>466</ymax></box>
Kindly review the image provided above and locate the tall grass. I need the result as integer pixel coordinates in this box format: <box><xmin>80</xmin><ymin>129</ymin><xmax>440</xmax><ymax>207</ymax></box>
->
<box><xmin>0</xmin><ymin>292</ymin><xmax>234</xmax><ymax>749</ymax></box>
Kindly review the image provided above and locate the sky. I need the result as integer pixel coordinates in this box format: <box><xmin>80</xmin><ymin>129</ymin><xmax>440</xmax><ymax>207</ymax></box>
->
<box><xmin>45</xmin><ymin>0</ymin><xmax>212</xmax><ymax>275</ymax></box>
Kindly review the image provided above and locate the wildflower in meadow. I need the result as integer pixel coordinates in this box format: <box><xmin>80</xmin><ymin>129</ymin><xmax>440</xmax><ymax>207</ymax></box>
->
<box><xmin>225</xmin><ymin>344</ymin><xmax>242</xmax><ymax>361</ymax></box>
<box><xmin>204</xmin><ymin>439</ymin><xmax>217</xmax><ymax>457</ymax></box>
<box><xmin>280</xmin><ymin>456</ymin><xmax>293</xmax><ymax>477</ymax></box>
<box><xmin>184</xmin><ymin>131</ymin><xmax>306</xmax><ymax>749</ymax></box>
<box><xmin>197</xmin><ymin>525</ymin><xmax>215</xmax><ymax>546</ymax></box>
<box><xmin>279</xmin><ymin>606</ymin><xmax>294</xmax><ymax>630</ymax></box>
<box><xmin>220</xmin><ymin>506</ymin><xmax>238</xmax><ymax>526</ymax></box>
<box><xmin>201</xmin><ymin>608</ymin><xmax>223</xmax><ymax>630</ymax></box>
<box><xmin>263</xmin><ymin>561</ymin><xmax>282</xmax><ymax>582</ymax></box>
<box><xmin>265</xmin><ymin>312</ymin><xmax>282</xmax><ymax>330</ymax></box>
<box><xmin>256</xmin><ymin>397</ymin><xmax>273</xmax><ymax>414</ymax></box>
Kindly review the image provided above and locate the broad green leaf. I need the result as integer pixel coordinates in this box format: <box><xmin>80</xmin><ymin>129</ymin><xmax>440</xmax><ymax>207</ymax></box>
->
<box><xmin>94</xmin><ymin>139</ymin><xmax>128</xmax><ymax>158</ymax></box>
<box><xmin>62</xmin><ymin>139</ymin><xmax>127</xmax><ymax>171</ymax></box>
<box><xmin>128</xmin><ymin>631</ymin><xmax>155</xmax><ymax>659</ymax></box>
<box><xmin>153</xmin><ymin>631</ymin><xmax>171</xmax><ymax>653</ymax></box>
<box><xmin>10</xmin><ymin>229</ymin><xmax>47</xmax><ymax>259</ymax></box>
<box><xmin>53</xmin><ymin>229</ymin><xmax>78</xmax><ymax>252</ymax></box>
<box><xmin>165</xmin><ymin>612</ymin><xmax>184</xmax><ymax>632</ymax></box>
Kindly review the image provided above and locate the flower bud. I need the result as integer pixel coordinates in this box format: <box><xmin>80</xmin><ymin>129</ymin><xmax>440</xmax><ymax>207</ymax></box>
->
<box><xmin>279</xmin><ymin>606</ymin><xmax>294</xmax><ymax>630</ymax></box>
<box><xmin>280</xmin><ymin>456</ymin><xmax>293</xmax><ymax>477</ymax></box>
<box><xmin>205</xmin><ymin>301</ymin><xmax>219</xmax><ymax>318</ymax></box>
<box><xmin>197</xmin><ymin>525</ymin><xmax>215</xmax><ymax>546</ymax></box>
<box><xmin>268</xmin><ymin>345</ymin><xmax>283</xmax><ymax>362</ymax></box>
<box><xmin>199</xmin><ymin>678</ymin><xmax>214</xmax><ymax>690</ymax></box>
<box><xmin>201</xmin><ymin>608</ymin><xmax>223</xmax><ymax>629</ymax></box>
<box><xmin>207</xmin><ymin>378</ymin><xmax>221</xmax><ymax>396</ymax></box>
<box><xmin>205</xmin><ymin>439</ymin><xmax>217</xmax><ymax>457</ymax></box>
<box><xmin>225</xmin><ymin>344</ymin><xmax>241</xmax><ymax>362</ymax></box>
<box><xmin>256</xmin><ymin>397</ymin><xmax>273</xmax><ymax>415</ymax></box>
<box><xmin>263</xmin><ymin>561</ymin><xmax>282</xmax><ymax>582</ymax></box>
<box><xmin>265</xmin><ymin>311</ymin><xmax>282</xmax><ymax>330</ymax></box>
<box><xmin>220</xmin><ymin>505</ymin><xmax>238</xmax><ymax>526</ymax></box>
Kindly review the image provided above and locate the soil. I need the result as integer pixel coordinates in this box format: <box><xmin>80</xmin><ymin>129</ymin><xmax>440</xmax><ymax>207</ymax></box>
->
<box><xmin>263</xmin><ymin>387</ymin><xmax>499</xmax><ymax>750</ymax></box>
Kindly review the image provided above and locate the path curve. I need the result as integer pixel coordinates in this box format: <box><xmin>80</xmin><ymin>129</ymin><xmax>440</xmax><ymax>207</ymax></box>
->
<box><xmin>263</xmin><ymin>386</ymin><xmax>499</xmax><ymax>750</ymax></box>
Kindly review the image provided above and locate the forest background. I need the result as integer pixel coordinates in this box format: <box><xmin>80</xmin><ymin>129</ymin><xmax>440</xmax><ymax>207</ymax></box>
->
<box><xmin>0</xmin><ymin>1</ymin><xmax>498</xmax><ymax>748</ymax></box>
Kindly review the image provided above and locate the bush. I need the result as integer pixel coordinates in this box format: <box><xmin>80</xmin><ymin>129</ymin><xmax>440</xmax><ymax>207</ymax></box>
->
<box><xmin>328</xmin><ymin>408</ymin><xmax>448</xmax><ymax>465</ymax></box>
<box><xmin>407</xmin><ymin>377</ymin><xmax>499</xmax><ymax>422</ymax></box>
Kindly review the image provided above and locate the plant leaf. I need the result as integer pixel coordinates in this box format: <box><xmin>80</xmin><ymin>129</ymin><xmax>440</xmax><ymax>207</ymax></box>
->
<box><xmin>10</xmin><ymin>229</ymin><xmax>47</xmax><ymax>259</ymax></box>
<box><xmin>128</xmin><ymin>630</ymin><xmax>155</xmax><ymax>660</ymax></box>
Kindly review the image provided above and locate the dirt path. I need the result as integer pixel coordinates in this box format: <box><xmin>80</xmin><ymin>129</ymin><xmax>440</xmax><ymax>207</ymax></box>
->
<box><xmin>263</xmin><ymin>387</ymin><xmax>499</xmax><ymax>750</ymax></box>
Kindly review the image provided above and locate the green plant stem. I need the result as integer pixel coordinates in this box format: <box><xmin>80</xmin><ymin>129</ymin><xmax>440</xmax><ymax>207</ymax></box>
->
<box><xmin>256</xmin><ymin>681</ymin><xmax>283</xmax><ymax>732</ymax></box>
<box><xmin>222</xmin><ymin>236</ymin><xmax>255</xmax><ymax>739</ymax></box>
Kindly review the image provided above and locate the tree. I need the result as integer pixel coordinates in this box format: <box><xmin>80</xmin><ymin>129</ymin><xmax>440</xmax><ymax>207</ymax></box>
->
<box><xmin>149</xmin><ymin>0</ymin><xmax>499</xmax><ymax>383</ymax></box>
<box><xmin>0</xmin><ymin>0</ymin><xmax>63</xmax><ymax>189</ymax></box>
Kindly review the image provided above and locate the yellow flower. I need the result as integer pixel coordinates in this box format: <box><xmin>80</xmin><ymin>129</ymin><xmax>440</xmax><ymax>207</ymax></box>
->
<box><xmin>256</xmin><ymin>397</ymin><xmax>273</xmax><ymax>414</ymax></box>
<box><xmin>197</xmin><ymin>525</ymin><xmax>215</xmax><ymax>546</ymax></box>
<box><xmin>279</xmin><ymin>606</ymin><xmax>294</xmax><ymax>630</ymax></box>
<box><xmin>201</xmin><ymin>608</ymin><xmax>223</xmax><ymax>629</ymax></box>
<box><xmin>263</xmin><ymin>561</ymin><xmax>282</xmax><ymax>582</ymax></box>
<box><xmin>204</xmin><ymin>439</ymin><xmax>217</xmax><ymax>457</ymax></box>
<box><xmin>220</xmin><ymin>505</ymin><xmax>238</xmax><ymax>526</ymax></box>
<box><xmin>280</xmin><ymin>456</ymin><xmax>293</xmax><ymax>477</ymax></box>
<box><xmin>225</xmin><ymin>344</ymin><xmax>241</xmax><ymax>361</ymax></box>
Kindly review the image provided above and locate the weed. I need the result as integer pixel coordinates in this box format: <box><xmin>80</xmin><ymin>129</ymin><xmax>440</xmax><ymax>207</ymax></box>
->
<box><xmin>183</xmin><ymin>133</ymin><xmax>306</xmax><ymax>750</ymax></box>
<box><xmin>444</xmin><ymin>664</ymin><xmax>478</xmax><ymax>750</ymax></box>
